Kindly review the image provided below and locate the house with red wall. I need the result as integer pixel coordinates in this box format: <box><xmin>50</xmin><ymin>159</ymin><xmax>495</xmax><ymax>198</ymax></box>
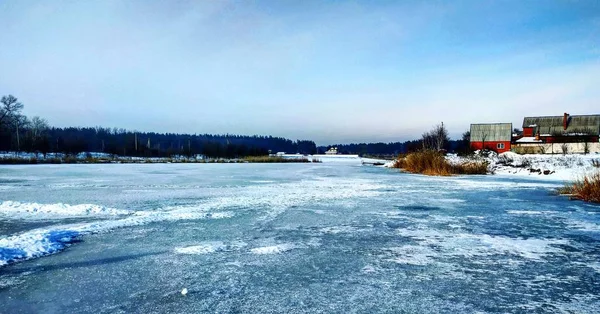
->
<box><xmin>521</xmin><ymin>113</ymin><xmax>599</xmax><ymax>143</ymax></box>
<box><xmin>513</xmin><ymin>113</ymin><xmax>600</xmax><ymax>154</ymax></box>
<box><xmin>470</xmin><ymin>123</ymin><xmax>512</xmax><ymax>153</ymax></box>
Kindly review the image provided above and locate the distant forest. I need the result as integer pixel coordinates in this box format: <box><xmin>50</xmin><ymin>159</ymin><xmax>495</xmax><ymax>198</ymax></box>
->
<box><xmin>318</xmin><ymin>139</ymin><xmax>468</xmax><ymax>156</ymax></box>
<box><xmin>1</xmin><ymin>94</ymin><xmax>469</xmax><ymax>158</ymax></box>
<box><xmin>0</xmin><ymin>95</ymin><xmax>316</xmax><ymax>158</ymax></box>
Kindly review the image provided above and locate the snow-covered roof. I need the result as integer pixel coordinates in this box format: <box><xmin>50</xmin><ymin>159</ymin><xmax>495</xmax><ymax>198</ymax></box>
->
<box><xmin>515</xmin><ymin>137</ymin><xmax>542</xmax><ymax>143</ymax></box>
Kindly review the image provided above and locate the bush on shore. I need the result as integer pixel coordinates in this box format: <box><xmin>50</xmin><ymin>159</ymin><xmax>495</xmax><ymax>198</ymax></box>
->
<box><xmin>392</xmin><ymin>150</ymin><xmax>488</xmax><ymax>176</ymax></box>
<box><xmin>558</xmin><ymin>172</ymin><xmax>600</xmax><ymax>203</ymax></box>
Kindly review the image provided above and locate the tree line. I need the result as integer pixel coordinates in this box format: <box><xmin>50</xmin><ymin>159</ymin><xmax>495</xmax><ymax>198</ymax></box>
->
<box><xmin>319</xmin><ymin>123</ymin><xmax>471</xmax><ymax>156</ymax></box>
<box><xmin>0</xmin><ymin>95</ymin><xmax>317</xmax><ymax>158</ymax></box>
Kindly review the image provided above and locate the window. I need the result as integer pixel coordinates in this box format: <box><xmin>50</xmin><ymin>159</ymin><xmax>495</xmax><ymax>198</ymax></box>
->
<box><xmin>497</xmin><ymin>143</ymin><xmax>505</xmax><ymax>149</ymax></box>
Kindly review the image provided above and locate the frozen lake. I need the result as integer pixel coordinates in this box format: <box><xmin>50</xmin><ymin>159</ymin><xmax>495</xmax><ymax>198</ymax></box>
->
<box><xmin>1</xmin><ymin>163</ymin><xmax>599</xmax><ymax>313</ymax></box>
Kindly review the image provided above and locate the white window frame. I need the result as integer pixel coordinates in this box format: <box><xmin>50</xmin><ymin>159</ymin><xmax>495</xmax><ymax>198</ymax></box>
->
<box><xmin>497</xmin><ymin>143</ymin><xmax>505</xmax><ymax>149</ymax></box>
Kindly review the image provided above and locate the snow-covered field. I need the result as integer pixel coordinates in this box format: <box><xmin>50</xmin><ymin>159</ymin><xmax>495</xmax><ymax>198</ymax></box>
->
<box><xmin>0</xmin><ymin>163</ymin><xmax>599</xmax><ymax>313</ymax></box>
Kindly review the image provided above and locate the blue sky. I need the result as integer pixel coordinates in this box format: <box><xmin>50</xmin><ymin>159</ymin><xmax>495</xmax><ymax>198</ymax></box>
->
<box><xmin>0</xmin><ymin>1</ymin><xmax>598</xmax><ymax>144</ymax></box>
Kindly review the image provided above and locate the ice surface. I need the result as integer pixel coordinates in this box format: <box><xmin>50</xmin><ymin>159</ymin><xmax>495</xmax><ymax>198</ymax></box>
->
<box><xmin>0</xmin><ymin>163</ymin><xmax>599</xmax><ymax>313</ymax></box>
<box><xmin>0</xmin><ymin>206</ymin><xmax>235</xmax><ymax>265</ymax></box>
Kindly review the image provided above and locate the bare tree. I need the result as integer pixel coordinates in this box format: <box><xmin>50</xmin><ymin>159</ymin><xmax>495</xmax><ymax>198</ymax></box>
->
<box><xmin>561</xmin><ymin>143</ymin><xmax>569</xmax><ymax>155</ymax></box>
<box><xmin>30</xmin><ymin>116</ymin><xmax>49</xmax><ymax>140</ymax></box>
<box><xmin>537</xmin><ymin>144</ymin><xmax>547</xmax><ymax>154</ymax></box>
<box><xmin>480</xmin><ymin>132</ymin><xmax>488</xmax><ymax>152</ymax></box>
<box><xmin>0</xmin><ymin>95</ymin><xmax>24</xmax><ymax>126</ymax></box>
<box><xmin>422</xmin><ymin>123</ymin><xmax>449</xmax><ymax>151</ymax></box>
<box><xmin>27</xmin><ymin>116</ymin><xmax>49</xmax><ymax>153</ymax></box>
<box><xmin>583</xmin><ymin>141</ymin><xmax>590</xmax><ymax>155</ymax></box>
<box><xmin>461</xmin><ymin>130</ymin><xmax>471</xmax><ymax>154</ymax></box>
<box><xmin>14</xmin><ymin>115</ymin><xmax>30</xmax><ymax>152</ymax></box>
<box><xmin>421</xmin><ymin>131</ymin><xmax>435</xmax><ymax>150</ymax></box>
<box><xmin>433</xmin><ymin>122</ymin><xmax>449</xmax><ymax>151</ymax></box>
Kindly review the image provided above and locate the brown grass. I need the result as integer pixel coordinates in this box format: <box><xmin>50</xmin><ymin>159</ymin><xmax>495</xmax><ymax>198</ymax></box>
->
<box><xmin>558</xmin><ymin>172</ymin><xmax>600</xmax><ymax>203</ymax></box>
<box><xmin>392</xmin><ymin>150</ymin><xmax>488</xmax><ymax>176</ymax></box>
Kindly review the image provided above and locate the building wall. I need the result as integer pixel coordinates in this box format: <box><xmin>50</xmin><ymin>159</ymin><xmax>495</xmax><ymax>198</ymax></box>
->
<box><xmin>543</xmin><ymin>136</ymin><xmax>599</xmax><ymax>144</ymax></box>
<box><xmin>470</xmin><ymin>141</ymin><xmax>511</xmax><ymax>153</ymax></box>
<box><xmin>523</xmin><ymin>127</ymin><xmax>535</xmax><ymax>137</ymax></box>
<box><xmin>513</xmin><ymin>142</ymin><xmax>600</xmax><ymax>154</ymax></box>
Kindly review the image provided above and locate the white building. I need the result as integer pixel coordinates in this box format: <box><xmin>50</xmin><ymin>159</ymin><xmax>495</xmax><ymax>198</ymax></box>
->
<box><xmin>325</xmin><ymin>147</ymin><xmax>338</xmax><ymax>155</ymax></box>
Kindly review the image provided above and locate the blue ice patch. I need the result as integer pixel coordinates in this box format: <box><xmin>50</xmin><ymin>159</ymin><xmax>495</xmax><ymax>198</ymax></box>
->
<box><xmin>0</xmin><ymin>247</ymin><xmax>27</xmax><ymax>264</ymax></box>
<box><xmin>0</xmin><ymin>230</ymin><xmax>83</xmax><ymax>266</ymax></box>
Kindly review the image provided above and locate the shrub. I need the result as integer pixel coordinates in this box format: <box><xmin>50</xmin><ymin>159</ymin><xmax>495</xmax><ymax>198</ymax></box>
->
<box><xmin>456</xmin><ymin>161</ymin><xmax>489</xmax><ymax>174</ymax></box>
<box><xmin>0</xmin><ymin>157</ymin><xmax>40</xmax><ymax>164</ymax></box>
<box><xmin>558</xmin><ymin>172</ymin><xmax>600</xmax><ymax>203</ymax></box>
<box><xmin>48</xmin><ymin>157</ymin><xmax>62</xmax><ymax>164</ymax></box>
<box><xmin>63</xmin><ymin>156</ymin><xmax>78</xmax><ymax>164</ymax></box>
<box><xmin>392</xmin><ymin>150</ymin><xmax>487</xmax><ymax>176</ymax></box>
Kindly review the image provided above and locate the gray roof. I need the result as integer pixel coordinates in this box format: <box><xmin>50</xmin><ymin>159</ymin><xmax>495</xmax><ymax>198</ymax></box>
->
<box><xmin>470</xmin><ymin>123</ymin><xmax>512</xmax><ymax>142</ymax></box>
<box><xmin>522</xmin><ymin>115</ymin><xmax>600</xmax><ymax>135</ymax></box>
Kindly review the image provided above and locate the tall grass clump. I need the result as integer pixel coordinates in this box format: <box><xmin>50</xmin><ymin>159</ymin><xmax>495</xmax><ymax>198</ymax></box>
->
<box><xmin>558</xmin><ymin>172</ymin><xmax>600</xmax><ymax>203</ymax></box>
<box><xmin>392</xmin><ymin>150</ymin><xmax>488</xmax><ymax>176</ymax></box>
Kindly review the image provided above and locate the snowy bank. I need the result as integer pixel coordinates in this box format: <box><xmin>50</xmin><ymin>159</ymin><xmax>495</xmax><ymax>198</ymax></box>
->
<box><xmin>385</xmin><ymin>151</ymin><xmax>600</xmax><ymax>181</ymax></box>
<box><xmin>449</xmin><ymin>152</ymin><xmax>600</xmax><ymax>181</ymax></box>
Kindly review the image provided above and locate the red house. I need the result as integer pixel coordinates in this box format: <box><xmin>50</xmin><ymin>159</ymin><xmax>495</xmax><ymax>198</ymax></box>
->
<box><xmin>470</xmin><ymin>123</ymin><xmax>512</xmax><ymax>153</ymax></box>
<box><xmin>522</xmin><ymin>113</ymin><xmax>600</xmax><ymax>143</ymax></box>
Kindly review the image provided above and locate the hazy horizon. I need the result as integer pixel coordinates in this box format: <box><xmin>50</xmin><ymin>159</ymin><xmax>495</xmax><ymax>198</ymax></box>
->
<box><xmin>1</xmin><ymin>1</ymin><xmax>598</xmax><ymax>145</ymax></box>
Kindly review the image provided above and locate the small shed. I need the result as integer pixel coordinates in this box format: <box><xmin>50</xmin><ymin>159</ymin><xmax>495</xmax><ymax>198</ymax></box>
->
<box><xmin>470</xmin><ymin>123</ymin><xmax>512</xmax><ymax>153</ymax></box>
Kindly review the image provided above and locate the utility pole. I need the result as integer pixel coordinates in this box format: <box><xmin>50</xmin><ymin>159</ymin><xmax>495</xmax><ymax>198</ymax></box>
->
<box><xmin>135</xmin><ymin>133</ymin><xmax>138</xmax><ymax>151</ymax></box>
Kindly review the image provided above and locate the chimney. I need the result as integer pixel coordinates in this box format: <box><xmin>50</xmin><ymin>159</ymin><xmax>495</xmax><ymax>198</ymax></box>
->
<box><xmin>563</xmin><ymin>112</ymin><xmax>569</xmax><ymax>130</ymax></box>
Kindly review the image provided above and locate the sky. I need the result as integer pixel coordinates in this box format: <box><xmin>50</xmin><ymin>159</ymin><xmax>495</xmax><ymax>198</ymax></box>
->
<box><xmin>0</xmin><ymin>1</ymin><xmax>599</xmax><ymax>145</ymax></box>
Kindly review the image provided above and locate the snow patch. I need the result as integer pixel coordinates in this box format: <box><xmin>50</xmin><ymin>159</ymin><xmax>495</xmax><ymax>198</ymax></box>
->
<box><xmin>174</xmin><ymin>242</ymin><xmax>227</xmax><ymax>254</ymax></box>
<box><xmin>397</xmin><ymin>228</ymin><xmax>568</xmax><ymax>261</ymax></box>
<box><xmin>174</xmin><ymin>241</ymin><xmax>247</xmax><ymax>255</ymax></box>
<box><xmin>506</xmin><ymin>210</ymin><xmax>558</xmax><ymax>215</ymax></box>
<box><xmin>384</xmin><ymin>245</ymin><xmax>436</xmax><ymax>266</ymax></box>
<box><xmin>0</xmin><ymin>201</ymin><xmax>131</xmax><ymax>219</ymax></box>
<box><xmin>250</xmin><ymin>243</ymin><xmax>296</xmax><ymax>254</ymax></box>
<box><xmin>0</xmin><ymin>229</ymin><xmax>82</xmax><ymax>266</ymax></box>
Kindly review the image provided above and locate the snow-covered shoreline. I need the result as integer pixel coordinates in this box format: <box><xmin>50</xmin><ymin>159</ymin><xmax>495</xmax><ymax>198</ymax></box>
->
<box><xmin>453</xmin><ymin>152</ymin><xmax>600</xmax><ymax>181</ymax></box>
<box><xmin>385</xmin><ymin>151</ymin><xmax>600</xmax><ymax>182</ymax></box>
